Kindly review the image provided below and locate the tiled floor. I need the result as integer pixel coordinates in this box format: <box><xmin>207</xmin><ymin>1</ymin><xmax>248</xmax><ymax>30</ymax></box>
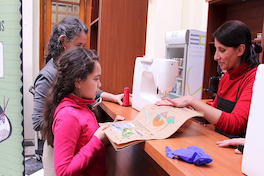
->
<box><xmin>25</xmin><ymin>144</ymin><xmax>44</xmax><ymax>176</ymax></box>
<box><xmin>28</xmin><ymin>169</ymin><xmax>44</xmax><ymax>176</ymax></box>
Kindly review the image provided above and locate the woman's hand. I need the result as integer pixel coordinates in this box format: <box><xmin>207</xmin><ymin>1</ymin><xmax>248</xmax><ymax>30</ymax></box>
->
<box><xmin>114</xmin><ymin>115</ymin><xmax>125</xmax><ymax>122</ymax></box>
<box><xmin>112</xmin><ymin>93</ymin><xmax>124</xmax><ymax>106</ymax></box>
<box><xmin>94</xmin><ymin>125</ymin><xmax>109</xmax><ymax>146</ymax></box>
<box><xmin>156</xmin><ymin>95</ymin><xmax>194</xmax><ymax>108</ymax></box>
<box><xmin>112</xmin><ymin>93</ymin><xmax>132</xmax><ymax>106</ymax></box>
<box><xmin>100</xmin><ymin>92</ymin><xmax>132</xmax><ymax>106</ymax></box>
<box><xmin>155</xmin><ymin>99</ymin><xmax>173</xmax><ymax>106</ymax></box>
<box><xmin>216</xmin><ymin>138</ymin><xmax>245</xmax><ymax>154</ymax></box>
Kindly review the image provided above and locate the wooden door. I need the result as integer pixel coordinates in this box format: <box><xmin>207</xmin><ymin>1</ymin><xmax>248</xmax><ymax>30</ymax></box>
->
<box><xmin>39</xmin><ymin>0</ymin><xmax>91</xmax><ymax>69</ymax></box>
<box><xmin>94</xmin><ymin>0</ymin><xmax>148</xmax><ymax>94</ymax></box>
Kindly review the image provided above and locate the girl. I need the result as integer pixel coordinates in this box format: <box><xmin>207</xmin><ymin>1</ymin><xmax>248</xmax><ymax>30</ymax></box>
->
<box><xmin>32</xmin><ymin>16</ymin><xmax>126</xmax><ymax>175</ymax></box>
<box><xmin>42</xmin><ymin>47</ymin><xmax>108</xmax><ymax>175</ymax></box>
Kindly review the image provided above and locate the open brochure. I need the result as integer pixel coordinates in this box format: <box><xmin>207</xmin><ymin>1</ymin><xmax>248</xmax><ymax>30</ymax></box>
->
<box><xmin>100</xmin><ymin>104</ymin><xmax>204</xmax><ymax>151</ymax></box>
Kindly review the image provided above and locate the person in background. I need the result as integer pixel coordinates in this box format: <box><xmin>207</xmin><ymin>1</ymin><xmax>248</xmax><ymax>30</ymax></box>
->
<box><xmin>156</xmin><ymin>20</ymin><xmax>261</xmax><ymax>138</ymax></box>
<box><xmin>32</xmin><ymin>16</ymin><xmax>125</xmax><ymax>132</ymax></box>
<box><xmin>31</xmin><ymin>16</ymin><xmax>125</xmax><ymax>175</ymax></box>
<box><xmin>216</xmin><ymin>138</ymin><xmax>245</xmax><ymax>154</ymax></box>
<box><xmin>42</xmin><ymin>47</ymin><xmax>109</xmax><ymax>175</ymax></box>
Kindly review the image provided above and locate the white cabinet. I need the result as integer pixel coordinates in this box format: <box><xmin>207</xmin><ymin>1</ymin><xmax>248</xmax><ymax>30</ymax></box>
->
<box><xmin>165</xmin><ymin>30</ymin><xmax>206</xmax><ymax>99</ymax></box>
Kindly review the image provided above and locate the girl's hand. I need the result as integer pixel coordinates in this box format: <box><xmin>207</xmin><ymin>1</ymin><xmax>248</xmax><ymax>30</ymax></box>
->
<box><xmin>216</xmin><ymin>138</ymin><xmax>245</xmax><ymax>154</ymax></box>
<box><xmin>94</xmin><ymin>125</ymin><xmax>109</xmax><ymax>145</ymax></box>
<box><xmin>216</xmin><ymin>138</ymin><xmax>245</xmax><ymax>147</ymax></box>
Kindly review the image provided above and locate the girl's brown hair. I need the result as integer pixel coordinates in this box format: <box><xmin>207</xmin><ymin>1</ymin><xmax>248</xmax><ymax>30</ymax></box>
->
<box><xmin>42</xmin><ymin>47</ymin><xmax>99</xmax><ymax>146</ymax></box>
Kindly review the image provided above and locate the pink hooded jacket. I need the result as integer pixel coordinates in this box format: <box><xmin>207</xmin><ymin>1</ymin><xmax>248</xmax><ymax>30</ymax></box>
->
<box><xmin>52</xmin><ymin>94</ymin><xmax>106</xmax><ymax>176</ymax></box>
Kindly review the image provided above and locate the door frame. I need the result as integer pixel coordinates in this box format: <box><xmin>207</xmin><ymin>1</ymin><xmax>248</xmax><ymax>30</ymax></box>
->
<box><xmin>39</xmin><ymin>0</ymin><xmax>91</xmax><ymax>69</ymax></box>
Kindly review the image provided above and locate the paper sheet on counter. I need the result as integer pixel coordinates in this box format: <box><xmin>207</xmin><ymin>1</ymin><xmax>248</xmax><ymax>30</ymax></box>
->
<box><xmin>100</xmin><ymin>104</ymin><xmax>203</xmax><ymax>151</ymax></box>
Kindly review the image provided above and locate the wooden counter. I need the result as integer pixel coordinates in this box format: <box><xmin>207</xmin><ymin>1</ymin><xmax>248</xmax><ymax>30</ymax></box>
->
<box><xmin>99</xmin><ymin>101</ymin><xmax>243</xmax><ymax>176</ymax></box>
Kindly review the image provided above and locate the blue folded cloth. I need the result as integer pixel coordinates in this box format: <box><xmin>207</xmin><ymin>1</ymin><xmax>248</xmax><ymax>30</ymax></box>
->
<box><xmin>165</xmin><ymin>146</ymin><xmax>213</xmax><ymax>166</ymax></box>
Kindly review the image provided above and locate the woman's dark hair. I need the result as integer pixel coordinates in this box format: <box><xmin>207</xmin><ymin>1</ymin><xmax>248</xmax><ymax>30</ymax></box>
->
<box><xmin>214</xmin><ymin>20</ymin><xmax>261</xmax><ymax>68</ymax></box>
<box><xmin>42</xmin><ymin>47</ymin><xmax>99</xmax><ymax>146</ymax></box>
<box><xmin>45</xmin><ymin>16</ymin><xmax>88</xmax><ymax>63</ymax></box>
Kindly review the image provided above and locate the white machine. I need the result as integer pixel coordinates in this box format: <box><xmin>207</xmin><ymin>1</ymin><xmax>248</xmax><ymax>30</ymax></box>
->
<box><xmin>132</xmin><ymin>57</ymin><xmax>178</xmax><ymax>111</ymax></box>
<box><xmin>242</xmin><ymin>64</ymin><xmax>264</xmax><ymax>176</ymax></box>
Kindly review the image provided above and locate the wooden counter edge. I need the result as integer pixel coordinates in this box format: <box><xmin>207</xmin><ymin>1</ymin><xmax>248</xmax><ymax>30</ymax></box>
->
<box><xmin>99</xmin><ymin>101</ymin><xmax>243</xmax><ymax>176</ymax></box>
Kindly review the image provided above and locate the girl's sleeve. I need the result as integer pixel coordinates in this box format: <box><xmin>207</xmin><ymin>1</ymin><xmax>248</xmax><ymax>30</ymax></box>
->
<box><xmin>52</xmin><ymin>108</ymin><xmax>104</xmax><ymax>176</ymax></box>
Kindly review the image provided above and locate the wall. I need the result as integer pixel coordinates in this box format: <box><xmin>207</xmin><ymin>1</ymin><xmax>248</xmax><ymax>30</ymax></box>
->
<box><xmin>0</xmin><ymin>0</ymin><xmax>24</xmax><ymax>174</ymax></box>
<box><xmin>145</xmin><ymin>0</ymin><xmax>208</xmax><ymax>58</ymax></box>
<box><xmin>23</xmin><ymin>0</ymin><xmax>40</xmax><ymax>141</ymax></box>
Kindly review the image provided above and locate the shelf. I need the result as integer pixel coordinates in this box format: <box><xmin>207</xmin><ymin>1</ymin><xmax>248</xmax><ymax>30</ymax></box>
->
<box><xmin>91</xmin><ymin>0</ymin><xmax>99</xmax><ymax>22</ymax></box>
<box><xmin>90</xmin><ymin>17</ymin><xmax>99</xmax><ymax>26</ymax></box>
<box><xmin>252</xmin><ymin>39</ymin><xmax>262</xmax><ymax>43</ymax></box>
<box><xmin>202</xmin><ymin>0</ymin><xmax>264</xmax><ymax>99</ymax></box>
<box><xmin>209</xmin><ymin>40</ymin><xmax>262</xmax><ymax>45</ymax></box>
<box><xmin>88</xmin><ymin>0</ymin><xmax>148</xmax><ymax>94</ymax></box>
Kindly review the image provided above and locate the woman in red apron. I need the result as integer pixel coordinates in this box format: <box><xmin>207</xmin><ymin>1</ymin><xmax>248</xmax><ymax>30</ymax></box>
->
<box><xmin>156</xmin><ymin>20</ymin><xmax>261</xmax><ymax>138</ymax></box>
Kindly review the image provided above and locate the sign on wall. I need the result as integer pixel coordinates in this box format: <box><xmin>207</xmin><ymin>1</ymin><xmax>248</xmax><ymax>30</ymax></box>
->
<box><xmin>0</xmin><ymin>0</ymin><xmax>24</xmax><ymax>175</ymax></box>
<box><xmin>0</xmin><ymin>42</ymin><xmax>3</xmax><ymax>77</ymax></box>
